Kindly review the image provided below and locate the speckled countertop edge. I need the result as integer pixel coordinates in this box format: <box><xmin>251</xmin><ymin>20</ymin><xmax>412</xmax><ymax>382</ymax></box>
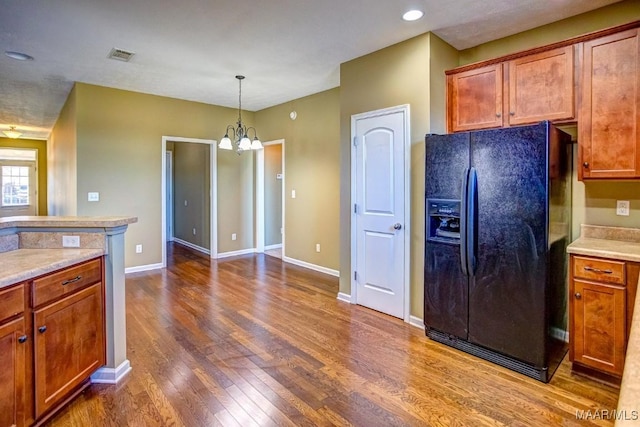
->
<box><xmin>617</xmin><ymin>281</ymin><xmax>640</xmax><ymax>426</ymax></box>
<box><xmin>0</xmin><ymin>215</ymin><xmax>137</xmax><ymax>230</ymax></box>
<box><xmin>567</xmin><ymin>238</ymin><xmax>640</xmax><ymax>262</ymax></box>
<box><xmin>0</xmin><ymin>248</ymin><xmax>104</xmax><ymax>288</ymax></box>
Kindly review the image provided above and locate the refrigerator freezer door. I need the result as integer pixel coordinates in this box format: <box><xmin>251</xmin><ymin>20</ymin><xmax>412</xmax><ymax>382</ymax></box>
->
<box><xmin>468</xmin><ymin>122</ymin><xmax>549</xmax><ymax>366</ymax></box>
<box><xmin>424</xmin><ymin>133</ymin><xmax>470</xmax><ymax>339</ymax></box>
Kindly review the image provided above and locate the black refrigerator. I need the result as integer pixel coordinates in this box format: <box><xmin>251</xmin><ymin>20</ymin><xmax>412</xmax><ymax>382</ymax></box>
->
<box><xmin>424</xmin><ymin>121</ymin><xmax>572</xmax><ymax>382</ymax></box>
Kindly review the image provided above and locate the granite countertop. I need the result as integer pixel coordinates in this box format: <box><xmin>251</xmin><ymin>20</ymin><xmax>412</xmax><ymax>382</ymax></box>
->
<box><xmin>567</xmin><ymin>225</ymin><xmax>640</xmax><ymax>426</ymax></box>
<box><xmin>0</xmin><ymin>248</ymin><xmax>104</xmax><ymax>289</ymax></box>
<box><xmin>0</xmin><ymin>215</ymin><xmax>137</xmax><ymax>230</ymax></box>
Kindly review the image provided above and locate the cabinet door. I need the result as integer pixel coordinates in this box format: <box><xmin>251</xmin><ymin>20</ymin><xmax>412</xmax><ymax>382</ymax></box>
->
<box><xmin>579</xmin><ymin>29</ymin><xmax>640</xmax><ymax>179</ymax></box>
<box><xmin>507</xmin><ymin>46</ymin><xmax>575</xmax><ymax>125</ymax></box>
<box><xmin>0</xmin><ymin>317</ymin><xmax>27</xmax><ymax>427</ymax></box>
<box><xmin>572</xmin><ymin>280</ymin><xmax>626</xmax><ymax>375</ymax></box>
<box><xmin>448</xmin><ymin>64</ymin><xmax>503</xmax><ymax>132</ymax></box>
<box><xmin>33</xmin><ymin>283</ymin><xmax>104</xmax><ymax>418</ymax></box>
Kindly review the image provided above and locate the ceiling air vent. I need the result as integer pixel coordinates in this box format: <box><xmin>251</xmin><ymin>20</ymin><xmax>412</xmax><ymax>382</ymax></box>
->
<box><xmin>108</xmin><ymin>48</ymin><xmax>135</xmax><ymax>62</ymax></box>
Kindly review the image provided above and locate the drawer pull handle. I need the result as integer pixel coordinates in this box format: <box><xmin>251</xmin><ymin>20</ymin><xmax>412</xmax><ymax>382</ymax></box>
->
<box><xmin>18</xmin><ymin>335</ymin><xmax>28</xmax><ymax>344</ymax></box>
<box><xmin>38</xmin><ymin>326</ymin><xmax>47</xmax><ymax>333</ymax></box>
<box><xmin>62</xmin><ymin>275</ymin><xmax>82</xmax><ymax>286</ymax></box>
<box><xmin>583</xmin><ymin>266</ymin><xmax>613</xmax><ymax>274</ymax></box>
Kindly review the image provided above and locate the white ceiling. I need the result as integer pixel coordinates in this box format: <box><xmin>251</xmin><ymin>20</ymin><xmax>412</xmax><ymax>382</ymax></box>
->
<box><xmin>0</xmin><ymin>0</ymin><xmax>623</xmax><ymax>139</ymax></box>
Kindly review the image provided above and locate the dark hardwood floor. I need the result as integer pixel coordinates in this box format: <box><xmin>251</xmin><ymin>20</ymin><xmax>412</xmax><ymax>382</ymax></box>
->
<box><xmin>47</xmin><ymin>243</ymin><xmax>618</xmax><ymax>426</ymax></box>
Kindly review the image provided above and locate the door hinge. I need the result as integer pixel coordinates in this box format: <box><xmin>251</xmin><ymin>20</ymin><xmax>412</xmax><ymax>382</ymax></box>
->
<box><xmin>354</xmin><ymin>203</ymin><xmax>357</xmax><ymax>214</ymax></box>
<box><xmin>354</xmin><ymin>271</ymin><xmax>358</xmax><ymax>281</ymax></box>
<box><xmin>353</xmin><ymin>136</ymin><xmax>358</xmax><ymax>147</ymax></box>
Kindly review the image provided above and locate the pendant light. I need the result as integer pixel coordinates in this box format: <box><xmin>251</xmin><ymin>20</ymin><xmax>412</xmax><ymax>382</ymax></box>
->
<box><xmin>219</xmin><ymin>75</ymin><xmax>262</xmax><ymax>154</ymax></box>
<box><xmin>3</xmin><ymin>126</ymin><xmax>22</xmax><ymax>139</ymax></box>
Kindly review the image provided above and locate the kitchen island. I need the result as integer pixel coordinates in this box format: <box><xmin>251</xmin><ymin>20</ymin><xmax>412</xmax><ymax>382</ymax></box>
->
<box><xmin>567</xmin><ymin>225</ymin><xmax>640</xmax><ymax>425</ymax></box>
<box><xmin>0</xmin><ymin>216</ymin><xmax>136</xmax><ymax>426</ymax></box>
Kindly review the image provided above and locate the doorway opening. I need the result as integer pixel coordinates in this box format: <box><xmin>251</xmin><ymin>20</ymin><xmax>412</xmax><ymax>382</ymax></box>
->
<box><xmin>256</xmin><ymin>139</ymin><xmax>284</xmax><ymax>259</ymax></box>
<box><xmin>161</xmin><ymin>136</ymin><xmax>217</xmax><ymax>268</ymax></box>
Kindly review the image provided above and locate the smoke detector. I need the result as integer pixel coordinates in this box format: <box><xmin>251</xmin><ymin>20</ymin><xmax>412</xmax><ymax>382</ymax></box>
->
<box><xmin>108</xmin><ymin>48</ymin><xmax>135</xmax><ymax>62</ymax></box>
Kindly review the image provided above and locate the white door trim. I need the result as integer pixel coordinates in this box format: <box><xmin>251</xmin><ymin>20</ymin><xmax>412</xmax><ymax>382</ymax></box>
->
<box><xmin>256</xmin><ymin>139</ymin><xmax>285</xmax><ymax>255</ymax></box>
<box><xmin>165</xmin><ymin>150</ymin><xmax>174</xmax><ymax>242</ymax></box>
<box><xmin>350</xmin><ymin>105</ymin><xmax>411</xmax><ymax>323</ymax></box>
<box><xmin>161</xmin><ymin>136</ymin><xmax>217</xmax><ymax>268</ymax></box>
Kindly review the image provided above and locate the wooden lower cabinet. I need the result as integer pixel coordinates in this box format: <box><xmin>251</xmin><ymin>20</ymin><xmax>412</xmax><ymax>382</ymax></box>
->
<box><xmin>570</xmin><ymin>255</ymin><xmax>639</xmax><ymax>380</ymax></box>
<box><xmin>0</xmin><ymin>256</ymin><xmax>105</xmax><ymax>427</ymax></box>
<box><xmin>0</xmin><ymin>317</ymin><xmax>28</xmax><ymax>427</ymax></box>
<box><xmin>571</xmin><ymin>279</ymin><xmax>626</xmax><ymax>375</ymax></box>
<box><xmin>33</xmin><ymin>282</ymin><xmax>105</xmax><ymax>418</ymax></box>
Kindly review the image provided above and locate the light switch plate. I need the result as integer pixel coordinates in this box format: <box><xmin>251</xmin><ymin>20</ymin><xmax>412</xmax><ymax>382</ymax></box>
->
<box><xmin>616</xmin><ymin>200</ymin><xmax>630</xmax><ymax>216</ymax></box>
<box><xmin>291</xmin><ymin>189</ymin><xmax>296</xmax><ymax>199</ymax></box>
<box><xmin>88</xmin><ymin>192</ymin><xmax>99</xmax><ymax>202</ymax></box>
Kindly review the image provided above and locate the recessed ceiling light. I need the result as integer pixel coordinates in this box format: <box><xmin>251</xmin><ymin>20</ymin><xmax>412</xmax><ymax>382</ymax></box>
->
<box><xmin>4</xmin><ymin>51</ymin><xmax>34</xmax><ymax>61</ymax></box>
<box><xmin>402</xmin><ymin>10</ymin><xmax>424</xmax><ymax>21</ymax></box>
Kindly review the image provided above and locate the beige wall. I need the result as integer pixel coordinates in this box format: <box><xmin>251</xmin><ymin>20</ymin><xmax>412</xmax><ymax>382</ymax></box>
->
<box><xmin>255</xmin><ymin>88</ymin><xmax>340</xmax><ymax>270</ymax></box>
<box><xmin>340</xmin><ymin>33</ymin><xmax>458</xmax><ymax>317</ymax></box>
<box><xmin>459</xmin><ymin>0</ymin><xmax>640</xmax><ymax>237</ymax></box>
<box><xmin>264</xmin><ymin>143</ymin><xmax>283</xmax><ymax>247</ymax></box>
<box><xmin>49</xmin><ymin>82</ymin><xmax>255</xmax><ymax>268</ymax></box>
<box><xmin>173</xmin><ymin>142</ymin><xmax>211</xmax><ymax>249</ymax></box>
<box><xmin>0</xmin><ymin>137</ymin><xmax>48</xmax><ymax>215</ymax></box>
<box><xmin>48</xmin><ymin>85</ymin><xmax>77</xmax><ymax>216</ymax></box>
<box><xmin>459</xmin><ymin>0</ymin><xmax>640</xmax><ymax>65</ymax></box>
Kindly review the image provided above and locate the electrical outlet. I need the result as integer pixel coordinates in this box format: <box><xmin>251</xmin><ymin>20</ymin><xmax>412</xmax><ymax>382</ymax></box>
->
<box><xmin>280</xmin><ymin>227</ymin><xmax>283</xmax><ymax>235</ymax></box>
<box><xmin>184</xmin><ymin>200</ymin><xmax>188</xmax><ymax>206</ymax></box>
<box><xmin>291</xmin><ymin>189</ymin><xmax>296</xmax><ymax>199</ymax></box>
<box><xmin>88</xmin><ymin>192</ymin><xmax>99</xmax><ymax>202</ymax></box>
<box><xmin>617</xmin><ymin>200</ymin><xmax>630</xmax><ymax>216</ymax></box>
<box><xmin>232</xmin><ymin>233</ymin><xmax>237</xmax><ymax>241</ymax></box>
<box><xmin>192</xmin><ymin>228</ymin><xmax>196</xmax><ymax>235</ymax></box>
<box><xmin>316</xmin><ymin>243</ymin><xmax>321</xmax><ymax>253</ymax></box>
<box><xmin>135</xmin><ymin>244</ymin><xmax>143</xmax><ymax>253</ymax></box>
<box><xmin>62</xmin><ymin>235</ymin><xmax>80</xmax><ymax>248</ymax></box>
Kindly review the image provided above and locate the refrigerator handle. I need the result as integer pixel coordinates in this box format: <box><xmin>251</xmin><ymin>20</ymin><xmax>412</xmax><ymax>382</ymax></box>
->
<box><xmin>466</xmin><ymin>167</ymin><xmax>478</xmax><ymax>275</ymax></box>
<box><xmin>459</xmin><ymin>168</ymin><xmax>469</xmax><ymax>276</ymax></box>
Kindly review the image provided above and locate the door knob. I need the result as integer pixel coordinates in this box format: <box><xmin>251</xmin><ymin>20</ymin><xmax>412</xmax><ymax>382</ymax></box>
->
<box><xmin>393</xmin><ymin>223</ymin><xmax>402</xmax><ymax>230</ymax></box>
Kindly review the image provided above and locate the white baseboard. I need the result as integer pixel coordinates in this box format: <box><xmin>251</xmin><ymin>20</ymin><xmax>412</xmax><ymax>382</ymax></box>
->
<box><xmin>337</xmin><ymin>292</ymin><xmax>351</xmax><ymax>303</ymax></box>
<box><xmin>283</xmin><ymin>255</ymin><xmax>339</xmax><ymax>277</ymax></box>
<box><xmin>551</xmin><ymin>327</ymin><xmax>569</xmax><ymax>343</ymax></box>
<box><xmin>125</xmin><ymin>262</ymin><xmax>163</xmax><ymax>274</ymax></box>
<box><xmin>91</xmin><ymin>359</ymin><xmax>132</xmax><ymax>384</ymax></box>
<box><xmin>264</xmin><ymin>243</ymin><xmax>283</xmax><ymax>251</ymax></box>
<box><xmin>173</xmin><ymin>238</ymin><xmax>210</xmax><ymax>255</ymax></box>
<box><xmin>217</xmin><ymin>248</ymin><xmax>256</xmax><ymax>259</ymax></box>
<box><xmin>409</xmin><ymin>315</ymin><xmax>425</xmax><ymax>329</ymax></box>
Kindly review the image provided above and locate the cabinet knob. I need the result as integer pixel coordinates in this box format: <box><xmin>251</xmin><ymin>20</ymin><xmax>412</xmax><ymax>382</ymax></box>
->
<box><xmin>38</xmin><ymin>325</ymin><xmax>47</xmax><ymax>333</ymax></box>
<box><xmin>509</xmin><ymin>111</ymin><xmax>515</xmax><ymax>116</ymax></box>
<box><xmin>583</xmin><ymin>162</ymin><xmax>589</xmax><ymax>168</ymax></box>
<box><xmin>18</xmin><ymin>335</ymin><xmax>28</xmax><ymax>344</ymax></box>
<box><xmin>575</xmin><ymin>292</ymin><xmax>582</xmax><ymax>300</ymax></box>
<box><xmin>496</xmin><ymin>113</ymin><xmax>502</xmax><ymax>118</ymax></box>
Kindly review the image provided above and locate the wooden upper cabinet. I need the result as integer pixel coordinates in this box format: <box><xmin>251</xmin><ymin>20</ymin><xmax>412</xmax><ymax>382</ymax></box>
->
<box><xmin>579</xmin><ymin>28</ymin><xmax>640</xmax><ymax>179</ymax></box>
<box><xmin>507</xmin><ymin>46</ymin><xmax>575</xmax><ymax>125</ymax></box>
<box><xmin>448</xmin><ymin>64</ymin><xmax>503</xmax><ymax>132</ymax></box>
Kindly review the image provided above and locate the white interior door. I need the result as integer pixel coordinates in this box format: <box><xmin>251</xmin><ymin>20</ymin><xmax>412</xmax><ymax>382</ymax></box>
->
<box><xmin>352</xmin><ymin>106</ymin><xmax>408</xmax><ymax>319</ymax></box>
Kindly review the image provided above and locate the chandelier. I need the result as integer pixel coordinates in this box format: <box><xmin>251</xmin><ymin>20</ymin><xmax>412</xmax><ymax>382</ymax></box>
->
<box><xmin>219</xmin><ymin>75</ymin><xmax>262</xmax><ymax>154</ymax></box>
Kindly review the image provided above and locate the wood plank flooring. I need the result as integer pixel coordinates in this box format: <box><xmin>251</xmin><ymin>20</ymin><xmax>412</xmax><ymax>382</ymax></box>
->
<box><xmin>47</xmin><ymin>243</ymin><xmax>619</xmax><ymax>426</ymax></box>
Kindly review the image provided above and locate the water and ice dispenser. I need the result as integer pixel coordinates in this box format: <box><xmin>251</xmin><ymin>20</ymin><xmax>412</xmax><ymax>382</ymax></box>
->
<box><xmin>426</xmin><ymin>199</ymin><xmax>461</xmax><ymax>244</ymax></box>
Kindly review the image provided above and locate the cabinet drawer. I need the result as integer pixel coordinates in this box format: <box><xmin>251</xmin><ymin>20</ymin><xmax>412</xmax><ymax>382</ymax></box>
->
<box><xmin>0</xmin><ymin>283</ymin><xmax>25</xmax><ymax>323</ymax></box>
<box><xmin>32</xmin><ymin>258</ymin><xmax>102</xmax><ymax>307</ymax></box>
<box><xmin>573</xmin><ymin>256</ymin><xmax>625</xmax><ymax>285</ymax></box>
